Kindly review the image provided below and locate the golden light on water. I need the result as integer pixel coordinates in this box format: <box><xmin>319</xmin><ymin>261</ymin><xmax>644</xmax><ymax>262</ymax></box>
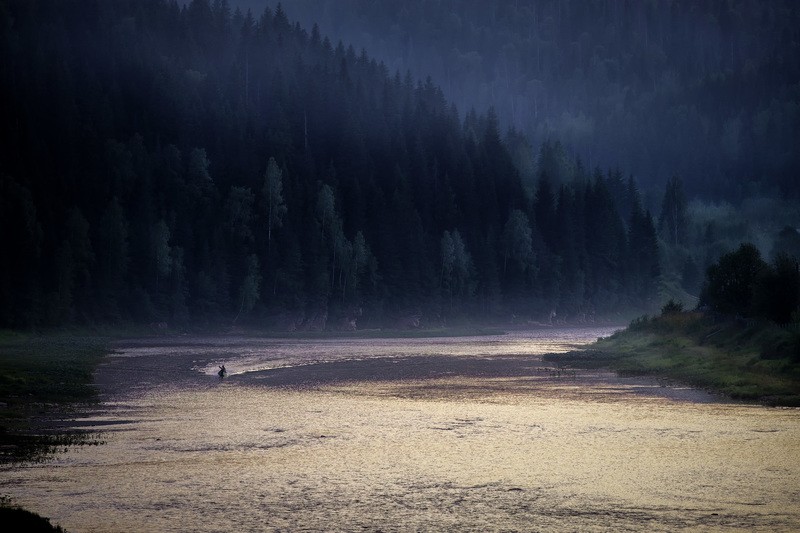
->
<box><xmin>2</xmin><ymin>329</ymin><xmax>799</xmax><ymax>532</ymax></box>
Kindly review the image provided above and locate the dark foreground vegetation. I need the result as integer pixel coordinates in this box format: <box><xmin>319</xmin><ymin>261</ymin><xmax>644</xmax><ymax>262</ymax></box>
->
<box><xmin>0</xmin><ymin>502</ymin><xmax>65</xmax><ymax>533</ymax></box>
<box><xmin>549</xmin><ymin>243</ymin><xmax>800</xmax><ymax>405</ymax></box>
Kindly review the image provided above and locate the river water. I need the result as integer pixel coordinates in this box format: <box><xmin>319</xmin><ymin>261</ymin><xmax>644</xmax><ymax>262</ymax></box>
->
<box><xmin>2</xmin><ymin>328</ymin><xmax>799</xmax><ymax>532</ymax></box>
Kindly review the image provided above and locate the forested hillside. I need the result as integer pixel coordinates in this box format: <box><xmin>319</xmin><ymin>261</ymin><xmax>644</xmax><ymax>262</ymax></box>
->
<box><xmin>0</xmin><ymin>0</ymin><xmax>661</xmax><ymax>329</ymax></box>
<box><xmin>268</xmin><ymin>0</ymin><xmax>800</xmax><ymax>200</ymax></box>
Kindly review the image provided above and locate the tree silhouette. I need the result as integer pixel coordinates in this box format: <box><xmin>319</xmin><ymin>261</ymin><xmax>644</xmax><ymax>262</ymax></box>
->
<box><xmin>700</xmin><ymin>244</ymin><xmax>767</xmax><ymax>316</ymax></box>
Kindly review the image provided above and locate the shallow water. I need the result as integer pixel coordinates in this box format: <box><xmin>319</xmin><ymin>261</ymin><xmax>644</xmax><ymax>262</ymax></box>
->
<box><xmin>2</xmin><ymin>328</ymin><xmax>799</xmax><ymax>532</ymax></box>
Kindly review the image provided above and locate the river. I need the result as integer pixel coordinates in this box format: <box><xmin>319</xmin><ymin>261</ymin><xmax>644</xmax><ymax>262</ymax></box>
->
<box><xmin>1</xmin><ymin>328</ymin><xmax>799</xmax><ymax>532</ymax></box>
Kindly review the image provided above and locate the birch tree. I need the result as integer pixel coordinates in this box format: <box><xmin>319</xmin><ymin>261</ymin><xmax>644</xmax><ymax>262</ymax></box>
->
<box><xmin>262</xmin><ymin>156</ymin><xmax>287</xmax><ymax>251</ymax></box>
<box><xmin>502</xmin><ymin>209</ymin><xmax>533</xmax><ymax>274</ymax></box>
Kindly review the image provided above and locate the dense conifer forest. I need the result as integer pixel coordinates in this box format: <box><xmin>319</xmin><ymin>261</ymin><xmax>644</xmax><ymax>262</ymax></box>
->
<box><xmin>0</xmin><ymin>0</ymin><xmax>671</xmax><ymax>329</ymax></box>
<box><xmin>269</xmin><ymin>0</ymin><xmax>800</xmax><ymax>200</ymax></box>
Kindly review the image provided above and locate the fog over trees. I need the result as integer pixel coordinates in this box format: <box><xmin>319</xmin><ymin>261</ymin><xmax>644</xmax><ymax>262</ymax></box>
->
<box><xmin>0</xmin><ymin>0</ymin><xmax>798</xmax><ymax>330</ymax></box>
<box><xmin>269</xmin><ymin>0</ymin><xmax>800</xmax><ymax>201</ymax></box>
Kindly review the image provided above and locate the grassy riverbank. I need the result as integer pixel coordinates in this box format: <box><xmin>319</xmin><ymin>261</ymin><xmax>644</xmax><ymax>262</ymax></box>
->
<box><xmin>0</xmin><ymin>331</ymin><xmax>112</xmax><ymax>531</ymax></box>
<box><xmin>546</xmin><ymin>312</ymin><xmax>800</xmax><ymax>405</ymax></box>
<box><xmin>0</xmin><ymin>331</ymin><xmax>109</xmax><ymax>463</ymax></box>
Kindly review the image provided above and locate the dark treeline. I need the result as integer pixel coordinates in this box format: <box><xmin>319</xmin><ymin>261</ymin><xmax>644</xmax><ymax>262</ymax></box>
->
<box><xmin>0</xmin><ymin>0</ymin><xmax>660</xmax><ymax>330</ymax></box>
<box><xmin>700</xmin><ymin>243</ymin><xmax>800</xmax><ymax>325</ymax></box>
<box><xmin>265</xmin><ymin>0</ymin><xmax>800</xmax><ymax>201</ymax></box>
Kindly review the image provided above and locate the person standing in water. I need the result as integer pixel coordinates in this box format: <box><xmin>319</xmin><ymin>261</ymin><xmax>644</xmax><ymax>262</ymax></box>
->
<box><xmin>218</xmin><ymin>364</ymin><xmax>226</xmax><ymax>377</ymax></box>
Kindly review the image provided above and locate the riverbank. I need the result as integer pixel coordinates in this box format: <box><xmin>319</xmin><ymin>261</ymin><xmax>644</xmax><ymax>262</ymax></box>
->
<box><xmin>0</xmin><ymin>331</ymin><xmax>111</xmax><ymax>531</ymax></box>
<box><xmin>0</xmin><ymin>331</ymin><xmax>109</xmax><ymax>463</ymax></box>
<box><xmin>545</xmin><ymin>312</ymin><xmax>800</xmax><ymax>406</ymax></box>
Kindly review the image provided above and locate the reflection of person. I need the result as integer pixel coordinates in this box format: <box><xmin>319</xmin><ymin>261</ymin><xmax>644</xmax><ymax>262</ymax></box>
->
<box><xmin>218</xmin><ymin>364</ymin><xmax>226</xmax><ymax>377</ymax></box>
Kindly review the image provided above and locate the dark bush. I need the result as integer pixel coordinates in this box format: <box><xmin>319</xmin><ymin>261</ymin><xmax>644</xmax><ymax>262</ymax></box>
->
<box><xmin>661</xmin><ymin>299</ymin><xmax>684</xmax><ymax>315</ymax></box>
<box><xmin>753</xmin><ymin>253</ymin><xmax>800</xmax><ymax>325</ymax></box>
<box><xmin>700</xmin><ymin>243</ymin><xmax>767</xmax><ymax>316</ymax></box>
<box><xmin>629</xmin><ymin>314</ymin><xmax>651</xmax><ymax>330</ymax></box>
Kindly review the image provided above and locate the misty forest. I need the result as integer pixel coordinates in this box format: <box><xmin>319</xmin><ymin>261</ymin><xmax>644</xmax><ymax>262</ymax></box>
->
<box><xmin>3</xmin><ymin>2</ymin><xmax>800</xmax><ymax>531</ymax></box>
<box><xmin>1</xmin><ymin>0</ymin><xmax>799</xmax><ymax>332</ymax></box>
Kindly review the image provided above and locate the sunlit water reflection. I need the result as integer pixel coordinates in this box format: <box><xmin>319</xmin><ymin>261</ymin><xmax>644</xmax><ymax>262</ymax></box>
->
<box><xmin>2</xmin><ymin>328</ymin><xmax>799</xmax><ymax>532</ymax></box>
